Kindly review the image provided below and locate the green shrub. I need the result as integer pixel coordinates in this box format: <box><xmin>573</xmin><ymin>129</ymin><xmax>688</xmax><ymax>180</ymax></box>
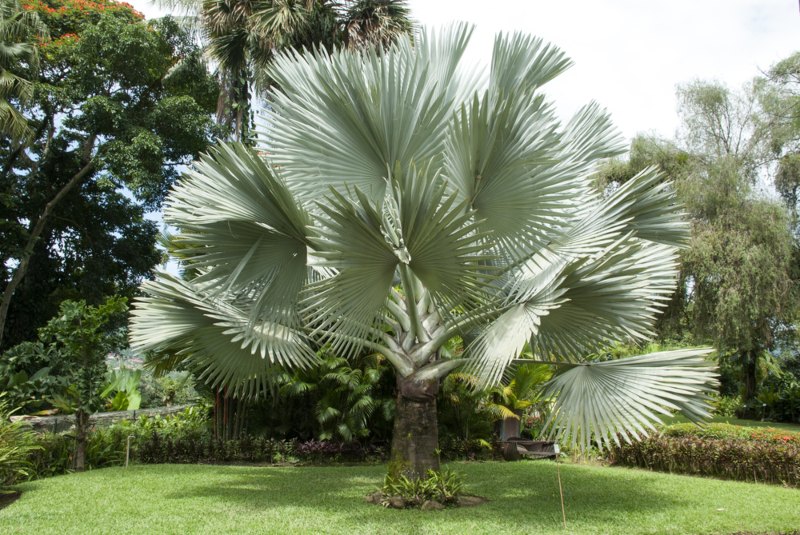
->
<box><xmin>712</xmin><ymin>395</ymin><xmax>742</xmax><ymax>417</ymax></box>
<box><xmin>610</xmin><ymin>433</ymin><xmax>800</xmax><ymax>486</ymax></box>
<box><xmin>380</xmin><ymin>468</ymin><xmax>465</xmax><ymax>507</ymax></box>
<box><xmin>27</xmin><ymin>433</ymin><xmax>71</xmax><ymax>479</ymax></box>
<box><xmin>438</xmin><ymin>437</ymin><xmax>496</xmax><ymax>461</ymax></box>
<box><xmin>661</xmin><ymin>423</ymin><xmax>750</xmax><ymax>440</ymax></box>
<box><xmin>661</xmin><ymin>422</ymin><xmax>800</xmax><ymax>443</ymax></box>
<box><xmin>29</xmin><ymin>405</ymin><xmax>393</xmax><ymax>479</ymax></box>
<box><xmin>0</xmin><ymin>397</ymin><xmax>42</xmax><ymax>488</ymax></box>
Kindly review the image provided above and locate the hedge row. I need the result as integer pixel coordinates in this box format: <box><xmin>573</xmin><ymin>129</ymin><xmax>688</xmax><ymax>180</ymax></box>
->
<box><xmin>137</xmin><ymin>433</ymin><xmax>387</xmax><ymax>464</ymax></box>
<box><xmin>609</xmin><ymin>426</ymin><xmax>800</xmax><ymax>487</ymax></box>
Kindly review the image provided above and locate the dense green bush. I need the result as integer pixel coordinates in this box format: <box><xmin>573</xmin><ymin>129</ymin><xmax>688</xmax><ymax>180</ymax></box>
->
<box><xmin>758</xmin><ymin>374</ymin><xmax>800</xmax><ymax>423</ymax></box>
<box><xmin>661</xmin><ymin>422</ymin><xmax>800</xmax><ymax>443</ymax></box>
<box><xmin>0</xmin><ymin>398</ymin><xmax>41</xmax><ymax>488</ymax></box>
<box><xmin>380</xmin><ymin>468</ymin><xmax>465</xmax><ymax>507</ymax></box>
<box><xmin>438</xmin><ymin>437</ymin><xmax>496</xmax><ymax>461</ymax></box>
<box><xmin>26</xmin><ymin>405</ymin><xmax>397</xmax><ymax>474</ymax></box>
<box><xmin>27</xmin><ymin>433</ymin><xmax>72</xmax><ymax>479</ymax></box>
<box><xmin>711</xmin><ymin>395</ymin><xmax>742</xmax><ymax>418</ymax></box>
<box><xmin>610</xmin><ymin>424</ymin><xmax>800</xmax><ymax>486</ymax></box>
<box><xmin>136</xmin><ymin>433</ymin><xmax>296</xmax><ymax>464</ymax></box>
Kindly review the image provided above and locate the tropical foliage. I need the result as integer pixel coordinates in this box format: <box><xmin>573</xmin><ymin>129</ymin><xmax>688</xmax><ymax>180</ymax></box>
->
<box><xmin>0</xmin><ymin>1</ymin><xmax>217</xmax><ymax>350</ymax></box>
<box><xmin>0</xmin><ymin>395</ymin><xmax>39</xmax><ymax>488</ymax></box>
<box><xmin>274</xmin><ymin>349</ymin><xmax>394</xmax><ymax>442</ymax></box>
<box><xmin>166</xmin><ymin>0</ymin><xmax>413</xmax><ymax>141</ymax></box>
<box><xmin>21</xmin><ymin>297</ymin><xmax>128</xmax><ymax>470</ymax></box>
<box><xmin>0</xmin><ymin>0</ymin><xmax>46</xmax><ymax>142</ymax></box>
<box><xmin>131</xmin><ymin>25</ymin><xmax>716</xmax><ymax>475</ymax></box>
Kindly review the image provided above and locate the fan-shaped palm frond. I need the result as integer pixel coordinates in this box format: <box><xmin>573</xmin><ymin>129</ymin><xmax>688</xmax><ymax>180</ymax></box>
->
<box><xmin>165</xmin><ymin>143</ymin><xmax>309</xmax><ymax>323</ymax></box>
<box><xmin>541</xmin><ymin>349</ymin><xmax>718</xmax><ymax>449</ymax></box>
<box><xmin>130</xmin><ymin>272</ymin><xmax>317</xmax><ymax>398</ymax></box>
<box><xmin>266</xmin><ymin>23</ymin><xmax>473</xmax><ymax>202</ymax></box>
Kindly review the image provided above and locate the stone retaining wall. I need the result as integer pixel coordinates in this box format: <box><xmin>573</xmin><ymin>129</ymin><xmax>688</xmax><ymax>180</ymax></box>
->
<box><xmin>11</xmin><ymin>404</ymin><xmax>194</xmax><ymax>433</ymax></box>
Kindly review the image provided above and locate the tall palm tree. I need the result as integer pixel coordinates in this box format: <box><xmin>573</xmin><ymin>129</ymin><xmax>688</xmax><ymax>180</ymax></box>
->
<box><xmin>131</xmin><ymin>25</ymin><xmax>717</xmax><ymax>477</ymax></box>
<box><xmin>167</xmin><ymin>0</ymin><xmax>412</xmax><ymax>141</ymax></box>
<box><xmin>0</xmin><ymin>0</ymin><xmax>46</xmax><ymax>143</ymax></box>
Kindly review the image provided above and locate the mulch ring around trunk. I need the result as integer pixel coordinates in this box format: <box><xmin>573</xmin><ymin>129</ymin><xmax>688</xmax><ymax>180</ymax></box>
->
<box><xmin>365</xmin><ymin>491</ymin><xmax>488</xmax><ymax>510</ymax></box>
<box><xmin>0</xmin><ymin>491</ymin><xmax>21</xmax><ymax>511</ymax></box>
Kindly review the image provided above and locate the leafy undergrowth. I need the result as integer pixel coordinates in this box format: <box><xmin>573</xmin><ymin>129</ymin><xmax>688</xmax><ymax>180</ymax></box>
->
<box><xmin>1</xmin><ymin>462</ymin><xmax>799</xmax><ymax>534</ymax></box>
<box><xmin>609</xmin><ymin>421</ymin><xmax>800</xmax><ymax>487</ymax></box>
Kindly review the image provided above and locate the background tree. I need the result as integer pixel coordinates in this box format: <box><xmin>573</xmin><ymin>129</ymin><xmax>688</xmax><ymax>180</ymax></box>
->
<box><xmin>0</xmin><ymin>1</ymin><xmax>218</xmax><ymax>349</ymax></box>
<box><xmin>680</xmin><ymin>157</ymin><xmax>794</xmax><ymax>403</ymax></box>
<box><xmin>131</xmin><ymin>26</ymin><xmax>716</xmax><ymax>478</ymax></box>
<box><xmin>762</xmin><ymin>52</ymin><xmax>800</xmax><ymax>229</ymax></box>
<box><xmin>675</xmin><ymin>81</ymin><xmax>796</xmax><ymax>405</ymax></box>
<box><xmin>166</xmin><ymin>0</ymin><xmax>412</xmax><ymax>142</ymax></box>
<box><xmin>17</xmin><ymin>297</ymin><xmax>128</xmax><ymax>471</ymax></box>
<box><xmin>598</xmin><ymin>79</ymin><xmax>799</xmax><ymax>409</ymax></box>
<box><xmin>677</xmin><ymin>80</ymin><xmax>772</xmax><ymax>176</ymax></box>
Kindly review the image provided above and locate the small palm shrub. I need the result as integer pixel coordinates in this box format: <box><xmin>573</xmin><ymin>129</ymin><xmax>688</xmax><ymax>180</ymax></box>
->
<box><xmin>0</xmin><ymin>397</ymin><xmax>41</xmax><ymax>488</ymax></box>
<box><xmin>380</xmin><ymin>468</ymin><xmax>465</xmax><ymax>508</ymax></box>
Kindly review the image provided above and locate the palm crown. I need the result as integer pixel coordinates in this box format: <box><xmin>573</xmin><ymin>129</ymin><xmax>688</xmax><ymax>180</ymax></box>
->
<box><xmin>131</xmin><ymin>24</ymin><xmax>716</xmax><ymax>454</ymax></box>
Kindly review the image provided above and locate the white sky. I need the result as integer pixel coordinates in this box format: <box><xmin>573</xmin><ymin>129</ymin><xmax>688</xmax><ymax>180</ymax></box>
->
<box><xmin>130</xmin><ymin>0</ymin><xmax>799</xmax><ymax>143</ymax></box>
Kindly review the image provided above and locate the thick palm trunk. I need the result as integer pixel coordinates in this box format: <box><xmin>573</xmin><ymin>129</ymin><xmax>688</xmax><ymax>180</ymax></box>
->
<box><xmin>390</xmin><ymin>376</ymin><xmax>440</xmax><ymax>478</ymax></box>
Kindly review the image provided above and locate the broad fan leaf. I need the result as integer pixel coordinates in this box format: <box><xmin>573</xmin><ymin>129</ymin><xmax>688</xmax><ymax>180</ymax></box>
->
<box><xmin>165</xmin><ymin>143</ymin><xmax>309</xmax><ymax>324</ymax></box>
<box><xmin>130</xmin><ymin>273</ymin><xmax>317</xmax><ymax>398</ymax></box>
<box><xmin>265</xmin><ymin>24</ymin><xmax>474</xmax><ymax>203</ymax></box>
<box><xmin>488</xmin><ymin>32</ymin><xmax>573</xmax><ymax>99</ymax></box>
<box><xmin>541</xmin><ymin>349</ymin><xmax>718</xmax><ymax>449</ymax></box>
<box><xmin>530</xmin><ymin>241</ymin><xmax>681</xmax><ymax>361</ymax></box>
<box><xmin>304</xmin><ymin>187</ymin><xmax>398</xmax><ymax>355</ymax></box>
<box><xmin>394</xmin><ymin>165</ymin><xmax>494</xmax><ymax>309</ymax></box>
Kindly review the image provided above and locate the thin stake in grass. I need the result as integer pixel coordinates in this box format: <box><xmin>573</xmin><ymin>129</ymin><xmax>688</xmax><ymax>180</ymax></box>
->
<box><xmin>555</xmin><ymin>443</ymin><xmax>567</xmax><ymax>529</ymax></box>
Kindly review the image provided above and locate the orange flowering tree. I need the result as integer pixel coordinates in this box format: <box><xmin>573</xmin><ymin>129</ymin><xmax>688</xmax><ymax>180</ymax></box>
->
<box><xmin>0</xmin><ymin>0</ymin><xmax>218</xmax><ymax>348</ymax></box>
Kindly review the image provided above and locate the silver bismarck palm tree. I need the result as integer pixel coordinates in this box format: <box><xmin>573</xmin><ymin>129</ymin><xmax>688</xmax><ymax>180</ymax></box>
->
<box><xmin>130</xmin><ymin>24</ymin><xmax>717</xmax><ymax>476</ymax></box>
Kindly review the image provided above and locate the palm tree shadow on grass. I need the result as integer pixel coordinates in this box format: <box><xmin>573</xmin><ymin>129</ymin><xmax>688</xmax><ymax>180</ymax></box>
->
<box><xmin>161</xmin><ymin>463</ymin><xmax>691</xmax><ymax>523</ymax></box>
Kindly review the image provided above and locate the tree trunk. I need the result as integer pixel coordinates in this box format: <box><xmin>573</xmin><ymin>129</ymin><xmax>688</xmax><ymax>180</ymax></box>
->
<box><xmin>390</xmin><ymin>376</ymin><xmax>440</xmax><ymax>478</ymax></box>
<box><xmin>743</xmin><ymin>349</ymin><xmax>759</xmax><ymax>403</ymax></box>
<box><xmin>74</xmin><ymin>410</ymin><xmax>89</xmax><ymax>472</ymax></box>
<box><xmin>0</xmin><ymin>145</ymin><xmax>95</xmax><ymax>348</ymax></box>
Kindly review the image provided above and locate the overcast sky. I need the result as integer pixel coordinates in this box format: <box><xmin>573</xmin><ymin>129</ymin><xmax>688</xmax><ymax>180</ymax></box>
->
<box><xmin>130</xmin><ymin>0</ymin><xmax>799</xmax><ymax>143</ymax></box>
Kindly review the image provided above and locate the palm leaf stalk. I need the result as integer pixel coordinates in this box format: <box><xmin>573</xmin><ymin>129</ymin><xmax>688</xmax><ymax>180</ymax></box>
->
<box><xmin>131</xmin><ymin>25</ymin><xmax>717</xmax><ymax>476</ymax></box>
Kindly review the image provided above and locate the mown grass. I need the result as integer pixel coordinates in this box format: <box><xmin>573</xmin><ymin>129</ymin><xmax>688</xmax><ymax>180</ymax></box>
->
<box><xmin>2</xmin><ymin>461</ymin><xmax>799</xmax><ymax>534</ymax></box>
<box><xmin>662</xmin><ymin>414</ymin><xmax>800</xmax><ymax>432</ymax></box>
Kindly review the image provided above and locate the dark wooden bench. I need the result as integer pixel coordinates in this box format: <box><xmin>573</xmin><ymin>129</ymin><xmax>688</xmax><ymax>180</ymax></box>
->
<box><xmin>499</xmin><ymin>438</ymin><xmax>557</xmax><ymax>461</ymax></box>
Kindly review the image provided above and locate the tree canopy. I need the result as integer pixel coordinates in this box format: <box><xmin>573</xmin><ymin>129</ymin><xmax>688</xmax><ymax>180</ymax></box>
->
<box><xmin>598</xmin><ymin>73</ymin><xmax>800</xmax><ymax>405</ymax></box>
<box><xmin>0</xmin><ymin>0</ymin><xmax>218</xmax><ymax>348</ymax></box>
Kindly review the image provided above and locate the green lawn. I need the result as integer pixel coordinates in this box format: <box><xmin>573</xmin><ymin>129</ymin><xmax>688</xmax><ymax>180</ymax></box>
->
<box><xmin>2</xmin><ymin>462</ymin><xmax>799</xmax><ymax>534</ymax></box>
<box><xmin>662</xmin><ymin>414</ymin><xmax>800</xmax><ymax>432</ymax></box>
